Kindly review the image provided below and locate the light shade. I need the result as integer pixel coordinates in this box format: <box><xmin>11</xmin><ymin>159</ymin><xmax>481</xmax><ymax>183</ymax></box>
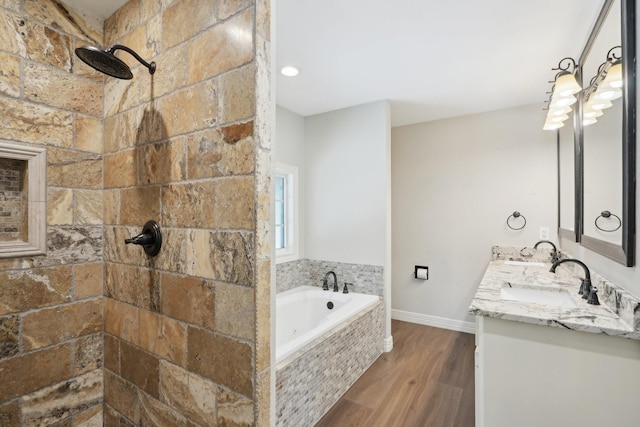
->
<box><xmin>543</xmin><ymin>121</ymin><xmax>564</xmax><ymax>130</ymax></box>
<box><xmin>549</xmin><ymin>95</ymin><xmax>577</xmax><ymax>108</ymax></box>
<box><xmin>549</xmin><ymin>106</ymin><xmax>572</xmax><ymax>116</ymax></box>
<box><xmin>583</xmin><ymin>117</ymin><xmax>598</xmax><ymax>126</ymax></box>
<box><xmin>602</xmin><ymin>62</ymin><xmax>623</xmax><ymax>89</ymax></box>
<box><xmin>593</xmin><ymin>86</ymin><xmax>622</xmax><ymax>101</ymax></box>
<box><xmin>550</xmin><ymin>114</ymin><xmax>569</xmax><ymax>123</ymax></box>
<box><xmin>554</xmin><ymin>71</ymin><xmax>582</xmax><ymax>97</ymax></box>
<box><xmin>588</xmin><ymin>99</ymin><xmax>613</xmax><ymax>110</ymax></box>
<box><xmin>583</xmin><ymin>107</ymin><xmax>603</xmax><ymax>118</ymax></box>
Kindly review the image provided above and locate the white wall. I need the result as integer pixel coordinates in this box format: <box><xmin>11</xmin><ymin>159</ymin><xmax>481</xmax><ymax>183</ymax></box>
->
<box><xmin>274</xmin><ymin>105</ymin><xmax>305</xmax><ymax>259</ymax></box>
<box><xmin>391</xmin><ymin>103</ymin><xmax>557</xmax><ymax>328</ymax></box>
<box><xmin>304</xmin><ymin>101</ymin><xmax>390</xmax><ymax>267</ymax></box>
<box><xmin>274</xmin><ymin>105</ymin><xmax>305</xmax><ymax>167</ymax></box>
<box><xmin>275</xmin><ymin>101</ymin><xmax>393</xmax><ymax>345</ymax></box>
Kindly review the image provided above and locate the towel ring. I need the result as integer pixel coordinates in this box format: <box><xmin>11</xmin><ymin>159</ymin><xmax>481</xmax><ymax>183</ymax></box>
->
<box><xmin>507</xmin><ymin>211</ymin><xmax>526</xmax><ymax>230</ymax></box>
<box><xmin>595</xmin><ymin>210</ymin><xmax>621</xmax><ymax>232</ymax></box>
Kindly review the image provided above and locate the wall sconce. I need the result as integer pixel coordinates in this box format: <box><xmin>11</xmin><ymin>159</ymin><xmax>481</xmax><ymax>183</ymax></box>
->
<box><xmin>543</xmin><ymin>57</ymin><xmax>581</xmax><ymax>131</ymax></box>
<box><xmin>582</xmin><ymin>46</ymin><xmax>622</xmax><ymax>127</ymax></box>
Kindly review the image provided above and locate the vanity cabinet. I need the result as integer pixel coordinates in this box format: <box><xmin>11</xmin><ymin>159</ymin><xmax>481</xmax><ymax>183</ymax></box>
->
<box><xmin>475</xmin><ymin>316</ymin><xmax>640</xmax><ymax>427</ymax></box>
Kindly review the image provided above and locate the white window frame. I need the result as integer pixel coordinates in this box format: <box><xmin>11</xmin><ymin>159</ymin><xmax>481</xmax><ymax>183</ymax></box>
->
<box><xmin>274</xmin><ymin>163</ymin><xmax>299</xmax><ymax>263</ymax></box>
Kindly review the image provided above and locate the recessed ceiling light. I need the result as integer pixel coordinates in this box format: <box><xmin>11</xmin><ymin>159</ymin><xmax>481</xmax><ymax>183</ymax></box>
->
<box><xmin>281</xmin><ymin>66</ymin><xmax>300</xmax><ymax>77</ymax></box>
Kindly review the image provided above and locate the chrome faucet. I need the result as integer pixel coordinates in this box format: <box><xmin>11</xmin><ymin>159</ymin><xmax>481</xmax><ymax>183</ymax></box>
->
<box><xmin>534</xmin><ymin>240</ymin><xmax>559</xmax><ymax>263</ymax></box>
<box><xmin>322</xmin><ymin>271</ymin><xmax>339</xmax><ymax>292</ymax></box>
<box><xmin>549</xmin><ymin>258</ymin><xmax>594</xmax><ymax>301</ymax></box>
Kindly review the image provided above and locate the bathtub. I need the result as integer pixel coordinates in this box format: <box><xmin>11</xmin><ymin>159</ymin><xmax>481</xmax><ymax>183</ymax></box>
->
<box><xmin>275</xmin><ymin>285</ymin><xmax>380</xmax><ymax>364</ymax></box>
<box><xmin>275</xmin><ymin>285</ymin><xmax>384</xmax><ymax>426</ymax></box>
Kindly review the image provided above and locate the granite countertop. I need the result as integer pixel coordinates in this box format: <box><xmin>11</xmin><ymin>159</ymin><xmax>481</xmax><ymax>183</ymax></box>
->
<box><xmin>469</xmin><ymin>259</ymin><xmax>640</xmax><ymax>339</ymax></box>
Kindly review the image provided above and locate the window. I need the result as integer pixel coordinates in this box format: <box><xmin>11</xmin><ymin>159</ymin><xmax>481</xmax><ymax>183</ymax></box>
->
<box><xmin>274</xmin><ymin>163</ymin><xmax>299</xmax><ymax>263</ymax></box>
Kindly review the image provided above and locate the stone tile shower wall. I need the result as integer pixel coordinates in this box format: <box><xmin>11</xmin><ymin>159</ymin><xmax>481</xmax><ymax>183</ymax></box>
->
<box><xmin>0</xmin><ymin>0</ymin><xmax>272</xmax><ymax>425</ymax></box>
<box><xmin>102</xmin><ymin>0</ymin><xmax>272</xmax><ymax>426</ymax></box>
<box><xmin>0</xmin><ymin>1</ymin><xmax>105</xmax><ymax>425</ymax></box>
<box><xmin>276</xmin><ymin>258</ymin><xmax>384</xmax><ymax>295</ymax></box>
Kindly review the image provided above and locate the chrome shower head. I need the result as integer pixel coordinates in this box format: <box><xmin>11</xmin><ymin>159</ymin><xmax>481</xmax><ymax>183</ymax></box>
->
<box><xmin>75</xmin><ymin>44</ymin><xmax>156</xmax><ymax>80</ymax></box>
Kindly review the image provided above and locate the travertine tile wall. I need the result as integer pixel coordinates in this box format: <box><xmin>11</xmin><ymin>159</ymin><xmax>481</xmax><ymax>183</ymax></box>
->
<box><xmin>0</xmin><ymin>0</ymin><xmax>271</xmax><ymax>425</ymax></box>
<box><xmin>102</xmin><ymin>0</ymin><xmax>271</xmax><ymax>426</ymax></box>
<box><xmin>0</xmin><ymin>1</ymin><xmax>105</xmax><ymax>425</ymax></box>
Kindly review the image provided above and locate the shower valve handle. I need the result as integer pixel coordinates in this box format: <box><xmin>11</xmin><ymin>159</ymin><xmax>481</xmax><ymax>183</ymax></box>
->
<box><xmin>125</xmin><ymin>233</ymin><xmax>154</xmax><ymax>246</ymax></box>
<box><xmin>124</xmin><ymin>220</ymin><xmax>162</xmax><ymax>257</ymax></box>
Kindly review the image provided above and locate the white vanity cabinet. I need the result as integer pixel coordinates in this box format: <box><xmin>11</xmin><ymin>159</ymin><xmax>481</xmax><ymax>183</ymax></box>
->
<box><xmin>475</xmin><ymin>315</ymin><xmax>640</xmax><ymax>427</ymax></box>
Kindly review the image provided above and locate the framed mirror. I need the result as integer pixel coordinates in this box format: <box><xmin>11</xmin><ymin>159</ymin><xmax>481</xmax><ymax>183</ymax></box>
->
<box><xmin>558</xmin><ymin>109</ymin><xmax>578</xmax><ymax>241</ymax></box>
<box><xmin>578</xmin><ymin>0</ymin><xmax>636</xmax><ymax>266</ymax></box>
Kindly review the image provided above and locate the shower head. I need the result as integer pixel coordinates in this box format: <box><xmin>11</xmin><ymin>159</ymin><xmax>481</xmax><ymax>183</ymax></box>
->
<box><xmin>75</xmin><ymin>44</ymin><xmax>156</xmax><ymax>80</ymax></box>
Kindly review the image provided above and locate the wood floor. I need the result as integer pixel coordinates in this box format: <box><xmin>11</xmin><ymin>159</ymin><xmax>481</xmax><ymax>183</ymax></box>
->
<box><xmin>315</xmin><ymin>320</ymin><xmax>475</xmax><ymax>427</ymax></box>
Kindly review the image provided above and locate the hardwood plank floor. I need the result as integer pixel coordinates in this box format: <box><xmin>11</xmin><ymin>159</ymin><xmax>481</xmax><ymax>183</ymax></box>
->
<box><xmin>315</xmin><ymin>320</ymin><xmax>475</xmax><ymax>427</ymax></box>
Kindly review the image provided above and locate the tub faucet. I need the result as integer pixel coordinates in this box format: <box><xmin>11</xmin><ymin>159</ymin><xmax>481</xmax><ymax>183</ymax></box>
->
<box><xmin>549</xmin><ymin>258</ymin><xmax>592</xmax><ymax>299</ymax></box>
<box><xmin>534</xmin><ymin>240</ymin><xmax>559</xmax><ymax>263</ymax></box>
<box><xmin>322</xmin><ymin>271</ymin><xmax>339</xmax><ymax>292</ymax></box>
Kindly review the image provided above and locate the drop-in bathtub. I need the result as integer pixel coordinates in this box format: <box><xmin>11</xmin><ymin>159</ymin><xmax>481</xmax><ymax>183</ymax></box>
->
<box><xmin>275</xmin><ymin>285</ymin><xmax>384</xmax><ymax>426</ymax></box>
<box><xmin>275</xmin><ymin>285</ymin><xmax>380</xmax><ymax>364</ymax></box>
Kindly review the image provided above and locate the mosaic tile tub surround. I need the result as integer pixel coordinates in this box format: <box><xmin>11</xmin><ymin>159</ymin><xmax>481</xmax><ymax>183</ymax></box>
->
<box><xmin>276</xmin><ymin>258</ymin><xmax>384</xmax><ymax>295</ymax></box>
<box><xmin>275</xmin><ymin>260</ymin><xmax>386</xmax><ymax>424</ymax></box>
<box><xmin>276</xmin><ymin>301</ymin><xmax>384</xmax><ymax>426</ymax></box>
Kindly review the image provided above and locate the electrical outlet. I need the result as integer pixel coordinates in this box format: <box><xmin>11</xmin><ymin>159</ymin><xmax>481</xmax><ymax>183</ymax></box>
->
<box><xmin>539</xmin><ymin>226</ymin><xmax>550</xmax><ymax>240</ymax></box>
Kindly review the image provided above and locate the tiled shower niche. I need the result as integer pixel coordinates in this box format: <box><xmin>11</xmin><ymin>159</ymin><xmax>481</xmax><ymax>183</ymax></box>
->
<box><xmin>0</xmin><ymin>142</ymin><xmax>46</xmax><ymax>258</ymax></box>
<box><xmin>0</xmin><ymin>158</ymin><xmax>26</xmax><ymax>241</ymax></box>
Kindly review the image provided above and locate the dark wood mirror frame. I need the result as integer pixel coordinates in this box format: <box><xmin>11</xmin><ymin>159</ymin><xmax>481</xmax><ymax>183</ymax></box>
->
<box><xmin>574</xmin><ymin>0</ymin><xmax>636</xmax><ymax>266</ymax></box>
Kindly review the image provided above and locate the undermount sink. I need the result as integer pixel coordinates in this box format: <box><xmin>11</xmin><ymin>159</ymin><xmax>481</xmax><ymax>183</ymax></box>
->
<box><xmin>500</xmin><ymin>283</ymin><xmax>577</xmax><ymax>308</ymax></box>
<box><xmin>504</xmin><ymin>260</ymin><xmax>545</xmax><ymax>267</ymax></box>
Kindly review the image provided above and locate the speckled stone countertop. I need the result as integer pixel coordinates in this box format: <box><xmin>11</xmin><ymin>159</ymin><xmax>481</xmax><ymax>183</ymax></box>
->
<box><xmin>470</xmin><ymin>247</ymin><xmax>640</xmax><ymax>340</ymax></box>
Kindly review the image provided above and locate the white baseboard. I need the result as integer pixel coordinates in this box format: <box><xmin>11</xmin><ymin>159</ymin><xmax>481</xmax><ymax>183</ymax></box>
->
<box><xmin>383</xmin><ymin>336</ymin><xmax>393</xmax><ymax>352</ymax></box>
<box><xmin>391</xmin><ymin>309</ymin><xmax>475</xmax><ymax>334</ymax></box>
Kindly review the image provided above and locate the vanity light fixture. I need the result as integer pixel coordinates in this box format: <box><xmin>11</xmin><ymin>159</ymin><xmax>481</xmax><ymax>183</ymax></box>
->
<box><xmin>582</xmin><ymin>46</ymin><xmax>622</xmax><ymax>113</ymax></box>
<box><xmin>281</xmin><ymin>65</ymin><xmax>300</xmax><ymax>77</ymax></box>
<box><xmin>543</xmin><ymin>57</ymin><xmax>581</xmax><ymax>131</ymax></box>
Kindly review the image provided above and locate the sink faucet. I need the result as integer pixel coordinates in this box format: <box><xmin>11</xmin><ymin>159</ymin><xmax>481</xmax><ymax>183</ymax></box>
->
<box><xmin>549</xmin><ymin>258</ymin><xmax>591</xmax><ymax>299</ymax></box>
<box><xmin>534</xmin><ymin>240</ymin><xmax>559</xmax><ymax>263</ymax></box>
<box><xmin>322</xmin><ymin>271</ymin><xmax>339</xmax><ymax>292</ymax></box>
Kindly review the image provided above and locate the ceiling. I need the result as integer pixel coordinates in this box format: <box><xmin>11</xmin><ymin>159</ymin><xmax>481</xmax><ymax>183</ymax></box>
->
<box><xmin>61</xmin><ymin>0</ymin><xmax>128</xmax><ymax>21</ymax></box>
<box><xmin>276</xmin><ymin>0</ymin><xmax>605</xmax><ymax>127</ymax></box>
<box><xmin>62</xmin><ymin>0</ymin><xmax>605</xmax><ymax>127</ymax></box>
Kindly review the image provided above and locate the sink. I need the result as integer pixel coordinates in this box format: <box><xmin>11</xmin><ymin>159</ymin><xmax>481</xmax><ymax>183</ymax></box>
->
<box><xmin>500</xmin><ymin>283</ymin><xmax>577</xmax><ymax>308</ymax></box>
<box><xmin>504</xmin><ymin>260</ymin><xmax>545</xmax><ymax>267</ymax></box>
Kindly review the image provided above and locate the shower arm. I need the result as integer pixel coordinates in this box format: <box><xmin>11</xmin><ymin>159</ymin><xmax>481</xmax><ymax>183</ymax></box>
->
<box><xmin>108</xmin><ymin>44</ymin><xmax>156</xmax><ymax>74</ymax></box>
